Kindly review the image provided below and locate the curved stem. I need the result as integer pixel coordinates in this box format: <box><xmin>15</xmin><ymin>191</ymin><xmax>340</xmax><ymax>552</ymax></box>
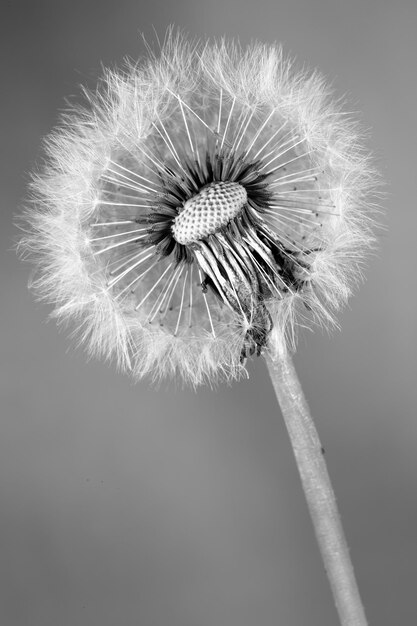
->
<box><xmin>264</xmin><ymin>349</ymin><xmax>367</xmax><ymax>626</ymax></box>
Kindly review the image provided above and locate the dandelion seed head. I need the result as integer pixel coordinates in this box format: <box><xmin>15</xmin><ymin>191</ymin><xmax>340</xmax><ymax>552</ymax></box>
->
<box><xmin>18</xmin><ymin>32</ymin><xmax>377</xmax><ymax>386</ymax></box>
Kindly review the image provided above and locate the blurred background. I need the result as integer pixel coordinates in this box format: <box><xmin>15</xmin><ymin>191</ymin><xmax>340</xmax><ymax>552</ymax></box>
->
<box><xmin>1</xmin><ymin>1</ymin><xmax>416</xmax><ymax>624</ymax></box>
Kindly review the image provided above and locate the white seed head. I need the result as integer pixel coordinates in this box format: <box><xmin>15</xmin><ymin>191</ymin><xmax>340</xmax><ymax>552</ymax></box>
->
<box><xmin>18</xmin><ymin>32</ymin><xmax>378</xmax><ymax>386</ymax></box>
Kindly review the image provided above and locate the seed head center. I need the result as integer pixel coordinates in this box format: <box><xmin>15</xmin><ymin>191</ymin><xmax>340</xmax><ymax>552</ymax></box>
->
<box><xmin>172</xmin><ymin>181</ymin><xmax>247</xmax><ymax>245</ymax></box>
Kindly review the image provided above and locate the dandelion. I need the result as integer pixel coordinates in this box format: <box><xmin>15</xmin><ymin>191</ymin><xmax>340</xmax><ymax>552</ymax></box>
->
<box><xmin>19</xmin><ymin>32</ymin><xmax>377</xmax><ymax>625</ymax></box>
<box><xmin>19</xmin><ymin>34</ymin><xmax>375</xmax><ymax>386</ymax></box>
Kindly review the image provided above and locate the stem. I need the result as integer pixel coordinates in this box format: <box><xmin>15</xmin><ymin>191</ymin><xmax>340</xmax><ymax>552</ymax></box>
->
<box><xmin>264</xmin><ymin>349</ymin><xmax>367</xmax><ymax>626</ymax></box>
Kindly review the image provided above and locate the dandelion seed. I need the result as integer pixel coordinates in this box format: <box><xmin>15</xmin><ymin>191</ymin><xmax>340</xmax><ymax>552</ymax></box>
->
<box><xmin>18</xmin><ymin>33</ymin><xmax>376</xmax><ymax>386</ymax></box>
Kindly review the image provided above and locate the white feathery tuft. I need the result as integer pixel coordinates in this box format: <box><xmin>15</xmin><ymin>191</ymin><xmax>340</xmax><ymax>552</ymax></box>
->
<box><xmin>18</xmin><ymin>32</ymin><xmax>378</xmax><ymax>386</ymax></box>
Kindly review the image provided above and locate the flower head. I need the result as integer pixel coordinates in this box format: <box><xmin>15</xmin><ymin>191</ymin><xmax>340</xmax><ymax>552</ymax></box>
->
<box><xmin>19</xmin><ymin>34</ymin><xmax>376</xmax><ymax>385</ymax></box>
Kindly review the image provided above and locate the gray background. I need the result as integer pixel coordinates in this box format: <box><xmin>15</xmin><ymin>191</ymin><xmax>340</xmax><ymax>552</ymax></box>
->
<box><xmin>1</xmin><ymin>1</ymin><xmax>416</xmax><ymax>624</ymax></box>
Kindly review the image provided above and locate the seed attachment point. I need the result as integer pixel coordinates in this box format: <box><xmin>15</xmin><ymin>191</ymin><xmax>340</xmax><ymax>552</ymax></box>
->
<box><xmin>171</xmin><ymin>181</ymin><xmax>247</xmax><ymax>245</ymax></box>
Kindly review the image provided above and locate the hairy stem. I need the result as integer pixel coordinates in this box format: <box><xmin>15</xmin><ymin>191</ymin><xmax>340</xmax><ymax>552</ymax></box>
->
<box><xmin>265</xmin><ymin>349</ymin><xmax>367</xmax><ymax>626</ymax></box>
